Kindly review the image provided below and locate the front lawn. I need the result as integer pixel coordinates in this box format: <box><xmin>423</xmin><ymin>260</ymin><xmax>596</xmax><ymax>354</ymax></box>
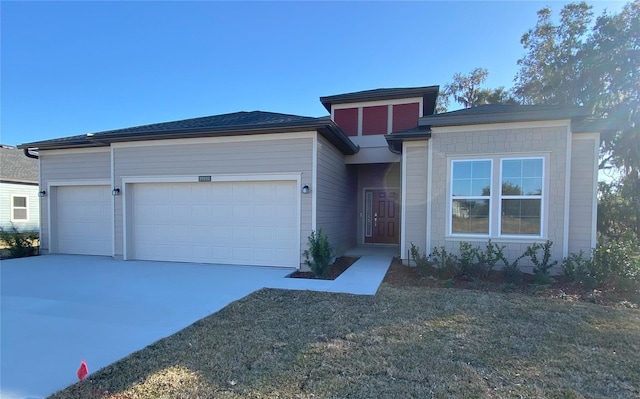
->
<box><xmin>51</xmin><ymin>285</ymin><xmax>640</xmax><ymax>398</ymax></box>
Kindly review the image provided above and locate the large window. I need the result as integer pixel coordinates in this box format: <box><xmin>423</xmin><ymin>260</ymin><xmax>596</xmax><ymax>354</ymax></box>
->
<box><xmin>450</xmin><ymin>157</ymin><xmax>544</xmax><ymax>237</ymax></box>
<box><xmin>11</xmin><ymin>195</ymin><xmax>29</xmax><ymax>222</ymax></box>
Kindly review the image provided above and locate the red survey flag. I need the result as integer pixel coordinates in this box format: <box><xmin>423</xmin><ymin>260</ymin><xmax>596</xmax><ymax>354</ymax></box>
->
<box><xmin>77</xmin><ymin>360</ymin><xmax>88</xmax><ymax>381</ymax></box>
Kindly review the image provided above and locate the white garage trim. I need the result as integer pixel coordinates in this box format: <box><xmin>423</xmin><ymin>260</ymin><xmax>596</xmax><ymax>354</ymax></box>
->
<box><xmin>46</xmin><ymin>180</ymin><xmax>112</xmax><ymax>255</ymax></box>
<box><xmin>121</xmin><ymin>173</ymin><xmax>302</xmax><ymax>266</ymax></box>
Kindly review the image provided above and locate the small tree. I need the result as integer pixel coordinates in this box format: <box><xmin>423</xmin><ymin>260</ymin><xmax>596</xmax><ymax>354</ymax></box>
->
<box><xmin>303</xmin><ymin>228</ymin><xmax>333</xmax><ymax>278</ymax></box>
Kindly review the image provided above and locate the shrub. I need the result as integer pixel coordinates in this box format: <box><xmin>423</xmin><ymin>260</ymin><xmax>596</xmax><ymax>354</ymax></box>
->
<box><xmin>303</xmin><ymin>228</ymin><xmax>333</xmax><ymax>278</ymax></box>
<box><xmin>428</xmin><ymin>246</ymin><xmax>459</xmax><ymax>278</ymax></box>
<box><xmin>475</xmin><ymin>239</ymin><xmax>508</xmax><ymax>276</ymax></box>
<box><xmin>409</xmin><ymin>242</ymin><xmax>430</xmax><ymax>268</ymax></box>
<box><xmin>562</xmin><ymin>237</ymin><xmax>640</xmax><ymax>291</ymax></box>
<box><xmin>562</xmin><ymin>250</ymin><xmax>596</xmax><ymax>288</ymax></box>
<box><xmin>524</xmin><ymin>240</ymin><xmax>557</xmax><ymax>285</ymax></box>
<box><xmin>458</xmin><ymin>241</ymin><xmax>479</xmax><ymax>276</ymax></box>
<box><xmin>0</xmin><ymin>226</ymin><xmax>38</xmax><ymax>258</ymax></box>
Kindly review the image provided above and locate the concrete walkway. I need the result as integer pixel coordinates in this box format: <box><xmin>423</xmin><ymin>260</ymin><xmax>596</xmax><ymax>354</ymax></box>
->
<box><xmin>0</xmin><ymin>254</ymin><xmax>391</xmax><ymax>399</ymax></box>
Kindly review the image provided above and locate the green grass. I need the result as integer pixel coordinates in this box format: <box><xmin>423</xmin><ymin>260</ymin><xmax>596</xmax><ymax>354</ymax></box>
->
<box><xmin>50</xmin><ymin>286</ymin><xmax>640</xmax><ymax>399</ymax></box>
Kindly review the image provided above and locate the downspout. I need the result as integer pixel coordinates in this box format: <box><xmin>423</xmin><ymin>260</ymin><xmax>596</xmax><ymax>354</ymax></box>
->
<box><xmin>24</xmin><ymin>148</ymin><xmax>39</xmax><ymax>159</ymax></box>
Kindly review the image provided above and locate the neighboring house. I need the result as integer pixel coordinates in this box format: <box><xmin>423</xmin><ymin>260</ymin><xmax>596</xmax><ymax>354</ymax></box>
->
<box><xmin>0</xmin><ymin>145</ymin><xmax>40</xmax><ymax>232</ymax></box>
<box><xmin>18</xmin><ymin>86</ymin><xmax>607</xmax><ymax>272</ymax></box>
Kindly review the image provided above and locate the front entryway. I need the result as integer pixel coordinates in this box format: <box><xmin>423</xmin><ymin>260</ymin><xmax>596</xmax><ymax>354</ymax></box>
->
<box><xmin>364</xmin><ymin>189</ymin><xmax>399</xmax><ymax>244</ymax></box>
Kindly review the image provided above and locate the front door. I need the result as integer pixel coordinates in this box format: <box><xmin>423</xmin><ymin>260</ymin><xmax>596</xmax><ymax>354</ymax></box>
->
<box><xmin>364</xmin><ymin>189</ymin><xmax>399</xmax><ymax>244</ymax></box>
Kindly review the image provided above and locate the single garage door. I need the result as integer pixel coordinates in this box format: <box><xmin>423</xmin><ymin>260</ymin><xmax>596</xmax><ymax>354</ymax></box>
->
<box><xmin>56</xmin><ymin>185</ymin><xmax>112</xmax><ymax>256</ymax></box>
<box><xmin>131</xmin><ymin>181</ymin><xmax>298</xmax><ymax>267</ymax></box>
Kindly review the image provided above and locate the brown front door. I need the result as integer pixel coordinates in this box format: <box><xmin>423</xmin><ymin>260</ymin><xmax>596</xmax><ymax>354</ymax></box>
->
<box><xmin>364</xmin><ymin>189</ymin><xmax>399</xmax><ymax>244</ymax></box>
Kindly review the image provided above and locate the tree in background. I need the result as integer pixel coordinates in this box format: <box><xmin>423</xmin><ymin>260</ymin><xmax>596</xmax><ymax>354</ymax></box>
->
<box><xmin>514</xmin><ymin>1</ymin><xmax>640</xmax><ymax>239</ymax></box>
<box><xmin>439</xmin><ymin>68</ymin><xmax>518</xmax><ymax>111</ymax></box>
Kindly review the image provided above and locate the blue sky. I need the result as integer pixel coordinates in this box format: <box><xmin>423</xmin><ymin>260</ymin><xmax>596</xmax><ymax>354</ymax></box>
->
<box><xmin>1</xmin><ymin>1</ymin><xmax>626</xmax><ymax>146</ymax></box>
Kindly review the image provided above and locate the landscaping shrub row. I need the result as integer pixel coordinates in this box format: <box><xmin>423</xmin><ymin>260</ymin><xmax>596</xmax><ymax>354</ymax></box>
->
<box><xmin>410</xmin><ymin>237</ymin><xmax>640</xmax><ymax>291</ymax></box>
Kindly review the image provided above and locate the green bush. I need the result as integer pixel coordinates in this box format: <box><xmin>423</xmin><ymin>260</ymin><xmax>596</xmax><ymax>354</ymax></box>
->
<box><xmin>562</xmin><ymin>237</ymin><xmax>640</xmax><ymax>291</ymax></box>
<box><xmin>410</xmin><ymin>242</ymin><xmax>430</xmax><ymax>268</ymax></box>
<box><xmin>303</xmin><ymin>228</ymin><xmax>333</xmax><ymax>278</ymax></box>
<box><xmin>524</xmin><ymin>240</ymin><xmax>557</xmax><ymax>285</ymax></box>
<box><xmin>0</xmin><ymin>226</ymin><xmax>38</xmax><ymax>258</ymax></box>
<box><xmin>475</xmin><ymin>239</ymin><xmax>508</xmax><ymax>276</ymax></box>
<box><xmin>428</xmin><ymin>246</ymin><xmax>459</xmax><ymax>278</ymax></box>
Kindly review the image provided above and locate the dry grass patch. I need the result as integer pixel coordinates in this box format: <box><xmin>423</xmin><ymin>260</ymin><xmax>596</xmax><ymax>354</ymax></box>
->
<box><xmin>50</xmin><ymin>286</ymin><xmax>640</xmax><ymax>399</ymax></box>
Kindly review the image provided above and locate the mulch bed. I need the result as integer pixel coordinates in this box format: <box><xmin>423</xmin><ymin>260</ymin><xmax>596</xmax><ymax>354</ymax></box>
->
<box><xmin>383</xmin><ymin>257</ymin><xmax>640</xmax><ymax>308</ymax></box>
<box><xmin>287</xmin><ymin>256</ymin><xmax>359</xmax><ymax>280</ymax></box>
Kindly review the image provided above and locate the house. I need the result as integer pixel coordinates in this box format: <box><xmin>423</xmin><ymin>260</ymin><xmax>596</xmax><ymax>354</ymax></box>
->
<box><xmin>18</xmin><ymin>86</ymin><xmax>604</xmax><ymax>272</ymax></box>
<box><xmin>0</xmin><ymin>145</ymin><xmax>40</xmax><ymax>232</ymax></box>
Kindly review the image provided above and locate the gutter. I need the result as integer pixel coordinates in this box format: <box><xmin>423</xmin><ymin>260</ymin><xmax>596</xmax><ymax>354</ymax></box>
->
<box><xmin>23</xmin><ymin>148</ymin><xmax>39</xmax><ymax>159</ymax></box>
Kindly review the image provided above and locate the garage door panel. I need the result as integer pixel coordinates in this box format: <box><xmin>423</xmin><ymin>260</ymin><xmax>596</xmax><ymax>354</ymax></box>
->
<box><xmin>56</xmin><ymin>185</ymin><xmax>111</xmax><ymax>256</ymax></box>
<box><xmin>131</xmin><ymin>181</ymin><xmax>298</xmax><ymax>267</ymax></box>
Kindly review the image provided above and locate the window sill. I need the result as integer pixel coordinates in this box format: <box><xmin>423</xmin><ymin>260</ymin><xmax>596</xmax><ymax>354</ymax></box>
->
<box><xmin>445</xmin><ymin>235</ymin><xmax>547</xmax><ymax>244</ymax></box>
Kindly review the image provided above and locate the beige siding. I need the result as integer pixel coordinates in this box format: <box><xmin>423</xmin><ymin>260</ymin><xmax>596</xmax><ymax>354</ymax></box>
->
<box><xmin>403</xmin><ymin>142</ymin><xmax>428</xmax><ymax>258</ymax></box>
<box><xmin>315</xmin><ymin>135</ymin><xmax>357</xmax><ymax>257</ymax></box>
<box><xmin>569</xmin><ymin>136</ymin><xmax>598</xmax><ymax>255</ymax></box>
<box><xmin>39</xmin><ymin>150</ymin><xmax>111</xmax><ymax>252</ymax></box>
<box><xmin>113</xmin><ymin>136</ymin><xmax>314</xmax><ymax>265</ymax></box>
<box><xmin>427</xmin><ymin>124</ymin><xmax>570</xmax><ymax>273</ymax></box>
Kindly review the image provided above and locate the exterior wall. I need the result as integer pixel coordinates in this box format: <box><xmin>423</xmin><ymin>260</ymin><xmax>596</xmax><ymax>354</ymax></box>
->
<box><xmin>568</xmin><ymin>134</ymin><xmax>599</xmax><ymax>254</ymax></box>
<box><xmin>426</xmin><ymin>122</ymin><xmax>571</xmax><ymax>273</ymax></box>
<box><xmin>39</xmin><ymin>149</ymin><xmax>112</xmax><ymax>252</ymax></box>
<box><xmin>402</xmin><ymin>142</ymin><xmax>428</xmax><ymax>260</ymax></box>
<box><xmin>315</xmin><ymin>135</ymin><xmax>357</xmax><ymax>257</ymax></box>
<box><xmin>112</xmin><ymin>134</ymin><xmax>315</xmax><ymax>266</ymax></box>
<box><xmin>0</xmin><ymin>182</ymin><xmax>39</xmax><ymax>231</ymax></box>
<box><xmin>355</xmin><ymin>162</ymin><xmax>401</xmax><ymax>245</ymax></box>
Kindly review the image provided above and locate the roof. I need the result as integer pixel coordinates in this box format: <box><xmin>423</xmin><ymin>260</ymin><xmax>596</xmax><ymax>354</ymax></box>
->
<box><xmin>0</xmin><ymin>146</ymin><xmax>38</xmax><ymax>184</ymax></box>
<box><xmin>320</xmin><ymin>86</ymin><xmax>440</xmax><ymax>113</ymax></box>
<box><xmin>419</xmin><ymin>104</ymin><xmax>592</xmax><ymax>128</ymax></box>
<box><xmin>18</xmin><ymin>111</ymin><xmax>359</xmax><ymax>155</ymax></box>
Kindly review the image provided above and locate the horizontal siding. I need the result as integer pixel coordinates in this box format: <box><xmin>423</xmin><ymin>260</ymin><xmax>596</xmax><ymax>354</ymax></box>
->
<box><xmin>114</xmin><ymin>136</ymin><xmax>314</xmax><ymax>263</ymax></box>
<box><xmin>315</xmin><ymin>135</ymin><xmax>356</xmax><ymax>258</ymax></box>
<box><xmin>403</xmin><ymin>143</ymin><xmax>428</xmax><ymax>257</ymax></box>
<box><xmin>568</xmin><ymin>137</ymin><xmax>597</xmax><ymax>254</ymax></box>
<box><xmin>39</xmin><ymin>150</ymin><xmax>111</xmax><ymax>252</ymax></box>
<box><xmin>0</xmin><ymin>183</ymin><xmax>40</xmax><ymax>231</ymax></box>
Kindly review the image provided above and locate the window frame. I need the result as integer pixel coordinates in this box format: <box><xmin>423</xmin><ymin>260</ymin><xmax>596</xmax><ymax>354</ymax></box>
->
<box><xmin>447</xmin><ymin>155</ymin><xmax>547</xmax><ymax>240</ymax></box>
<box><xmin>449</xmin><ymin>159</ymin><xmax>493</xmax><ymax>237</ymax></box>
<box><xmin>498</xmin><ymin>157</ymin><xmax>545</xmax><ymax>238</ymax></box>
<box><xmin>10</xmin><ymin>194</ymin><xmax>29</xmax><ymax>222</ymax></box>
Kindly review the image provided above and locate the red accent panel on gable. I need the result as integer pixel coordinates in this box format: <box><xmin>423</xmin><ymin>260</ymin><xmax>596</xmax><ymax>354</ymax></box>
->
<box><xmin>392</xmin><ymin>102</ymin><xmax>420</xmax><ymax>133</ymax></box>
<box><xmin>334</xmin><ymin>108</ymin><xmax>359</xmax><ymax>136</ymax></box>
<box><xmin>362</xmin><ymin>105</ymin><xmax>388</xmax><ymax>135</ymax></box>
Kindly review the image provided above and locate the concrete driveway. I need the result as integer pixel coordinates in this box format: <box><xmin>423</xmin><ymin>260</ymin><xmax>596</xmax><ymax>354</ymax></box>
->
<box><xmin>0</xmin><ymin>255</ymin><xmax>293</xmax><ymax>399</ymax></box>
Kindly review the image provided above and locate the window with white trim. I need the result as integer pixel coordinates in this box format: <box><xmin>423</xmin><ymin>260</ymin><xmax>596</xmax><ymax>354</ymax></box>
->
<box><xmin>449</xmin><ymin>157</ymin><xmax>545</xmax><ymax>238</ymax></box>
<box><xmin>500</xmin><ymin>158</ymin><xmax>543</xmax><ymax>236</ymax></box>
<box><xmin>451</xmin><ymin>160</ymin><xmax>492</xmax><ymax>234</ymax></box>
<box><xmin>11</xmin><ymin>195</ymin><xmax>29</xmax><ymax>222</ymax></box>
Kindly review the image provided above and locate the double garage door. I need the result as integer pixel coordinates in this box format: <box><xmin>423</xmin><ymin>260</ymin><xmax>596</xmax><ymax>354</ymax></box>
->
<box><xmin>130</xmin><ymin>181</ymin><xmax>298</xmax><ymax>267</ymax></box>
<box><xmin>55</xmin><ymin>181</ymin><xmax>299</xmax><ymax>268</ymax></box>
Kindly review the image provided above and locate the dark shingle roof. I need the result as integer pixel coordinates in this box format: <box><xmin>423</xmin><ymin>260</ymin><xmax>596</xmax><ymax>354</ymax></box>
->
<box><xmin>419</xmin><ymin>104</ymin><xmax>591</xmax><ymax>128</ymax></box>
<box><xmin>0</xmin><ymin>146</ymin><xmax>38</xmax><ymax>183</ymax></box>
<box><xmin>94</xmin><ymin>111</ymin><xmax>319</xmax><ymax>137</ymax></box>
<box><xmin>18</xmin><ymin>111</ymin><xmax>359</xmax><ymax>155</ymax></box>
<box><xmin>320</xmin><ymin>86</ymin><xmax>439</xmax><ymax>112</ymax></box>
